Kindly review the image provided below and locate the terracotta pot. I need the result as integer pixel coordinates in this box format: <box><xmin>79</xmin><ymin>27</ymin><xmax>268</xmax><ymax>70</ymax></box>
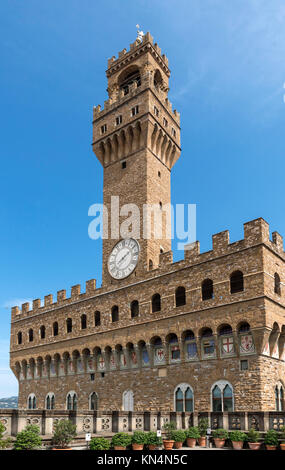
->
<box><xmin>280</xmin><ymin>443</ymin><xmax>285</xmax><ymax>451</ymax></box>
<box><xmin>266</xmin><ymin>445</ymin><xmax>277</xmax><ymax>451</ymax></box>
<box><xmin>132</xmin><ymin>443</ymin><xmax>144</xmax><ymax>450</ymax></box>
<box><xmin>114</xmin><ymin>446</ymin><xmax>126</xmax><ymax>450</ymax></box>
<box><xmin>186</xmin><ymin>438</ymin><xmax>196</xmax><ymax>448</ymax></box>
<box><xmin>232</xmin><ymin>441</ymin><xmax>243</xmax><ymax>450</ymax></box>
<box><xmin>163</xmin><ymin>440</ymin><xmax>174</xmax><ymax>450</ymax></box>
<box><xmin>52</xmin><ymin>448</ymin><xmax>72</xmax><ymax>450</ymax></box>
<box><xmin>248</xmin><ymin>442</ymin><xmax>261</xmax><ymax>450</ymax></box>
<box><xmin>198</xmin><ymin>437</ymin><xmax>206</xmax><ymax>447</ymax></box>
<box><xmin>148</xmin><ymin>444</ymin><xmax>157</xmax><ymax>450</ymax></box>
<box><xmin>214</xmin><ymin>438</ymin><xmax>225</xmax><ymax>448</ymax></box>
<box><xmin>174</xmin><ymin>441</ymin><xmax>183</xmax><ymax>449</ymax></box>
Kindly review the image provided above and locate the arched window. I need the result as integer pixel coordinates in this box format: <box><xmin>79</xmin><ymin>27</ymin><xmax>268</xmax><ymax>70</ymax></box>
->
<box><xmin>89</xmin><ymin>392</ymin><xmax>98</xmax><ymax>411</ymax></box>
<box><xmin>183</xmin><ymin>330</ymin><xmax>197</xmax><ymax>360</ymax></box>
<box><xmin>66</xmin><ymin>318</ymin><xmax>72</xmax><ymax>333</ymax></box>
<box><xmin>28</xmin><ymin>329</ymin><xmax>34</xmax><ymax>342</ymax></box>
<box><xmin>152</xmin><ymin>294</ymin><xmax>161</xmax><ymax>313</ymax></box>
<box><xmin>81</xmin><ymin>314</ymin><xmax>87</xmax><ymax>330</ymax></box>
<box><xmin>168</xmin><ymin>334</ymin><xmax>180</xmax><ymax>362</ymax></box>
<box><xmin>28</xmin><ymin>394</ymin><xmax>36</xmax><ymax>410</ymax></box>
<box><xmin>211</xmin><ymin>381</ymin><xmax>234</xmax><ymax>412</ymax></box>
<box><xmin>149</xmin><ymin>259</ymin><xmax>153</xmax><ymax>270</ymax></box>
<box><xmin>154</xmin><ymin>69</ymin><xmax>163</xmax><ymax>89</ymax></box>
<box><xmin>53</xmin><ymin>322</ymin><xmax>58</xmax><ymax>336</ymax></box>
<box><xmin>66</xmin><ymin>391</ymin><xmax>77</xmax><ymax>411</ymax></box>
<box><xmin>122</xmin><ymin>390</ymin><xmax>134</xmax><ymax>411</ymax></box>
<box><xmin>119</xmin><ymin>67</ymin><xmax>141</xmax><ymax>95</ymax></box>
<box><xmin>202</xmin><ymin>279</ymin><xmax>213</xmax><ymax>300</ymax></box>
<box><xmin>17</xmin><ymin>331</ymin><xmax>22</xmax><ymax>345</ymax></box>
<box><xmin>94</xmin><ymin>311</ymin><xmax>101</xmax><ymax>326</ymax></box>
<box><xmin>174</xmin><ymin>384</ymin><xmax>194</xmax><ymax>412</ymax></box>
<box><xmin>230</xmin><ymin>271</ymin><xmax>244</xmax><ymax>294</ymax></box>
<box><xmin>46</xmin><ymin>393</ymin><xmax>55</xmax><ymax>410</ymax></box>
<box><xmin>40</xmin><ymin>325</ymin><xmax>45</xmax><ymax>339</ymax></box>
<box><xmin>131</xmin><ymin>300</ymin><xmax>139</xmax><ymax>318</ymax></box>
<box><xmin>201</xmin><ymin>328</ymin><xmax>215</xmax><ymax>357</ymax></box>
<box><xmin>218</xmin><ymin>325</ymin><xmax>234</xmax><ymax>355</ymax></box>
<box><xmin>112</xmin><ymin>306</ymin><xmax>119</xmax><ymax>323</ymax></box>
<box><xmin>275</xmin><ymin>382</ymin><xmax>284</xmax><ymax>411</ymax></box>
<box><xmin>238</xmin><ymin>322</ymin><xmax>250</xmax><ymax>333</ymax></box>
<box><xmin>274</xmin><ymin>273</ymin><xmax>281</xmax><ymax>296</ymax></box>
<box><xmin>175</xmin><ymin>286</ymin><xmax>186</xmax><ymax>307</ymax></box>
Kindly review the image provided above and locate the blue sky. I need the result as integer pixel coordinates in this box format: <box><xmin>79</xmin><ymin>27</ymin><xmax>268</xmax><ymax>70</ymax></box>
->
<box><xmin>0</xmin><ymin>0</ymin><xmax>285</xmax><ymax>398</ymax></box>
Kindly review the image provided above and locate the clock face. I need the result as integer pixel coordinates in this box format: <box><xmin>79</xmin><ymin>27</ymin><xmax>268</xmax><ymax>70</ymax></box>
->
<box><xmin>108</xmin><ymin>238</ymin><xmax>140</xmax><ymax>279</ymax></box>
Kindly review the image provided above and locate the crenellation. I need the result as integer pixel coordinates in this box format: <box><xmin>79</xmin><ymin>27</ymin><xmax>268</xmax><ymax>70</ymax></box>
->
<box><xmin>71</xmin><ymin>284</ymin><xmax>81</xmax><ymax>299</ymax></box>
<box><xmin>21</xmin><ymin>302</ymin><xmax>30</xmax><ymax>314</ymax></box>
<box><xmin>272</xmin><ymin>231</ymin><xmax>284</xmax><ymax>254</ymax></box>
<box><xmin>57</xmin><ymin>289</ymin><xmax>66</xmax><ymax>303</ymax></box>
<box><xmin>184</xmin><ymin>241</ymin><xmax>200</xmax><ymax>263</ymax></box>
<box><xmin>44</xmin><ymin>294</ymin><xmax>53</xmax><ymax>307</ymax></box>
<box><xmin>32</xmin><ymin>299</ymin><xmax>41</xmax><ymax>310</ymax></box>
<box><xmin>244</xmin><ymin>218</ymin><xmax>269</xmax><ymax>246</ymax></box>
<box><xmin>86</xmin><ymin>278</ymin><xmax>96</xmax><ymax>295</ymax></box>
<box><xmin>212</xmin><ymin>230</ymin><xmax>230</xmax><ymax>254</ymax></box>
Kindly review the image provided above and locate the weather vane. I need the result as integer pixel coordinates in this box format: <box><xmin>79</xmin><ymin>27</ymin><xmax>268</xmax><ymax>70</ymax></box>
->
<box><xmin>136</xmin><ymin>24</ymin><xmax>144</xmax><ymax>43</ymax></box>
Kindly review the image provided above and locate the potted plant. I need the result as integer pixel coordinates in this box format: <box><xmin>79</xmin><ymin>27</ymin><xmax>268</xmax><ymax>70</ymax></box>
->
<box><xmin>229</xmin><ymin>430</ymin><xmax>247</xmax><ymax>450</ymax></box>
<box><xmin>146</xmin><ymin>431</ymin><xmax>162</xmax><ymax>450</ymax></box>
<box><xmin>264</xmin><ymin>429</ymin><xmax>278</xmax><ymax>450</ymax></box>
<box><xmin>212</xmin><ymin>428</ymin><xmax>229</xmax><ymax>448</ymax></box>
<box><xmin>52</xmin><ymin>419</ymin><xmax>76</xmax><ymax>450</ymax></box>
<box><xmin>131</xmin><ymin>431</ymin><xmax>147</xmax><ymax>450</ymax></box>
<box><xmin>14</xmin><ymin>424</ymin><xmax>42</xmax><ymax>450</ymax></box>
<box><xmin>247</xmin><ymin>428</ymin><xmax>261</xmax><ymax>450</ymax></box>
<box><xmin>89</xmin><ymin>437</ymin><xmax>110</xmax><ymax>450</ymax></box>
<box><xmin>171</xmin><ymin>430</ymin><xmax>186</xmax><ymax>449</ymax></box>
<box><xmin>198</xmin><ymin>418</ymin><xmax>208</xmax><ymax>447</ymax></box>
<box><xmin>279</xmin><ymin>426</ymin><xmax>285</xmax><ymax>451</ymax></box>
<box><xmin>111</xmin><ymin>432</ymin><xmax>132</xmax><ymax>450</ymax></box>
<box><xmin>185</xmin><ymin>426</ymin><xmax>200</xmax><ymax>448</ymax></box>
<box><xmin>162</xmin><ymin>422</ymin><xmax>176</xmax><ymax>450</ymax></box>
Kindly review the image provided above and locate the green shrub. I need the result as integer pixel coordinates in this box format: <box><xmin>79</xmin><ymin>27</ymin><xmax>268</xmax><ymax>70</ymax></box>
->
<box><xmin>52</xmin><ymin>419</ymin><xmax>76</xmax><ymax>449</ymax></box>
<box><xmin>185</xmin><ymin>426</ymin><xmax>200</xmax><ymax>439</ymax></box>
<box><xmin>212</xmin><ymin>428</ymin><xmax>229</xmax><ymax>440</ymax></box>
<box><xmin>229</xmin><ymin>431</ymin><xmax>247</xmax><ymax>442</ymax></box>
<box><xmin>171</xmin><ymin>430</ymin><xmax>186</xmax><ymax>443</ymax></box>
<box><xmin>162</xmin><ymin>422</ymin><xmax>176</xmax><ymax>440</ymax></box>
<box><xmin>146</xmin><ymin>431</ymin><xmax>162</xmax><ymax>447</ymax></box>
<box><xmin>198</xmin><ymin>418</ymin><xmax>209</xmax><ymax>437</ymax></box>
<box><xmin>14</xmin><ymin>424</ymin><xmax>42</xmax><ymax>450</ymax></box>
<box><xmin>264</xmin><ymin>429</ymin><xmax>278</xmax><ymax>446</ymax></box>
<box><xmin>89</xmin><ymin>437</ymin><xmax>110</xmax><ymax>450</ymax></box>
<box><xmin>111</xmin><ymin>432</ymin><xmax>132</xmax><ymax>448</ymax></box>
<box><xmin>247</xmin><ymin>429</ymin><xmax>260</xmax><ymax>443</ymax></box>
<box><xmin>132</xmin><ymin>431</ymin><xmax>147</xmax><ymax>445</ymax></box>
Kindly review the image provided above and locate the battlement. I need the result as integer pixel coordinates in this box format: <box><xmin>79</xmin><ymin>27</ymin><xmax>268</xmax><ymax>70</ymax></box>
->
<box><xmin>11</xmin><ymin>219</ymin><xmax>284</xmax><ymax>320</ymax></box>
<box><xmin>106</xmin><ymin>32</ymin><xmax>169</xmax><ymax>75</ymax></box>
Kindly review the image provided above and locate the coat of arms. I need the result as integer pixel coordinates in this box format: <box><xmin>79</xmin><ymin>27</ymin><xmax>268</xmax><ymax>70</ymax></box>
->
<box><xmin>222</xmin><ymin>336</ymin><xmax>234</xmax><ymax>354</ymax></box>
<box><xmin>240</xmin><ymin>334</ymin><xmax>254</xmax><ymax>353</ymax></box>
<box><xmin>154</xmin><ymin>347</ymin><xmax>164</xmax><ymax>363</ymax></box>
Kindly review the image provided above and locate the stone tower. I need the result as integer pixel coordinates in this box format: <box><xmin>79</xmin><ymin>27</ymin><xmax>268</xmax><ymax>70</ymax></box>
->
<box><xmin>92</xmin><ymin>32</ymin><xmax>181</xmax><ymax>285</ymax></box>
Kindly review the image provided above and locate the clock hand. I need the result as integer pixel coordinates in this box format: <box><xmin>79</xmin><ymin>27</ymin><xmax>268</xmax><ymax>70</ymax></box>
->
<box><xmin>117</xmin><ymin>251</ymin><xmax>130</xmax><ymax>266</ymax></box>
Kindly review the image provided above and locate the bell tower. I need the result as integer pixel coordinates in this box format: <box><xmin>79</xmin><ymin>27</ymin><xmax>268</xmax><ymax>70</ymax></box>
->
<box><xmin>92</xmin><ymin>32</ymin><xmax>181</xmax><ymax>286</ymax></box>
